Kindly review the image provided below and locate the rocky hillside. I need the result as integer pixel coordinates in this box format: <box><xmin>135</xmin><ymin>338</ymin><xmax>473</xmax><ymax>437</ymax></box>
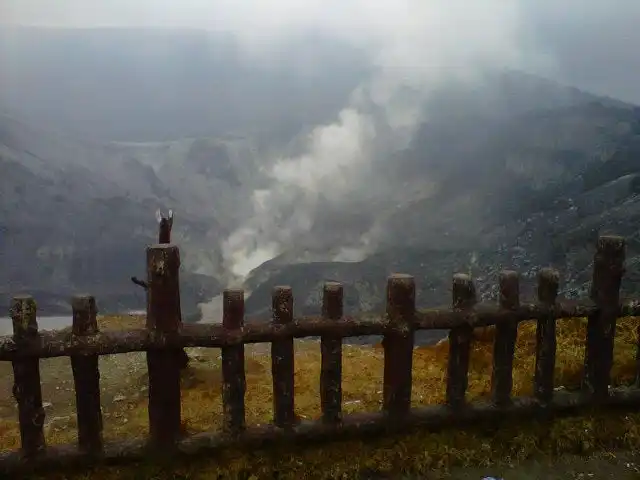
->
<box><xmin>0</xmin><ymin>115</ymin><xmax>238</xmax><ymax>316</ymax></box>
<box><xmin>0</xmin><ymin>25</ymin><xmax>369</xmax><ymax>316</ymax></box>
<box><xmin>4</xmin><ymin>90</ymin><xmax>638</xmax><ymax>323</ymax></box>
<box><xmin>243</xmin><ymin>101</ymin><xmax>640</xmax><ymax>328</ymax></box>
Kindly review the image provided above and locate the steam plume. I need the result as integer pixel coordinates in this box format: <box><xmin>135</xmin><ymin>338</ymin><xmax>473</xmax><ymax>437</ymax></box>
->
<box><xmin>220</xmin><ymin>1</ymin><xmax>554</xmax><ymax>278</ymax></box>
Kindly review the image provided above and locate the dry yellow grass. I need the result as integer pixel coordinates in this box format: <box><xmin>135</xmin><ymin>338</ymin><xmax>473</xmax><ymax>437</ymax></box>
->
<box><xmin>1</xmin><ymin>314</ymin><xmax>640</xmax><ymax>479</ymax></box>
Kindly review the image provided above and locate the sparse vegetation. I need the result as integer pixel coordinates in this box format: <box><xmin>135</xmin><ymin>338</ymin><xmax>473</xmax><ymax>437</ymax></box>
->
<box><xmin>1</xmin><ymin>314</ymin><xmax>640</xmax><ymax>479</ymax></box>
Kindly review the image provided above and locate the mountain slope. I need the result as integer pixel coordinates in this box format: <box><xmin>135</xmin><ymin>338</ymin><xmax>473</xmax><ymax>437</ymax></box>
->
<box><xmin>2</xmin><ymin>25</ymin><xmax>639</xmax><ymax>325</ymax></box>
<box><xmin>0</xmin><ymin>26</ymin><xmax>369</xmax><ymax>142</ymax></box>
<box><xmin>242</xmin><ymin>99</ymin><xmax>640</xmax><ymax>329</ymax></box>
<box><xmin>0</xmin><ymin>115</ymin><xmax>228</xmax><ymax>316</ymax></box>
<box><xmin>0</xmin><ymin>25</ymin><xmax>371</xmax><ymax>317</ymax></box>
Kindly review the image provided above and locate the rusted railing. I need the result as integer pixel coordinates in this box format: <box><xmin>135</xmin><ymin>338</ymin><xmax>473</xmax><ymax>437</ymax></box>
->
<box><xmin>0</xmin><ymin>234</ymin><xmax>639</xmax><ymax>475</ymax></box>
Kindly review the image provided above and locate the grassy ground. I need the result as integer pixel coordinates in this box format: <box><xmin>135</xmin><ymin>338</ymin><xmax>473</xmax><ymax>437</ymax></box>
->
<box><xmin>442</xmin><ymin>450</ymin><xmax>640</xmax><ymax>479</ymax></box>
<box><xmin>1</xmin><ymin>315</ymin><xmax>640</xmax><ymax>478</ymax></box>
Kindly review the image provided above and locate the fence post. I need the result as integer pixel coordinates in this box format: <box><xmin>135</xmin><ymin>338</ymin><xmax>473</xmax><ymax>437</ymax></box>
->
<box><xmin>491</xmin><ymin>270</ymin><xmax>520</xmax><ymax>406</ymax></box>
<box><xmin>71</xmin><ymin>295</ymin><xmax>103</xmax><ymax>454</ymax></box>
<box><xmin>446</xmin><ymin>274</ymin><xmax>476</xmax><ymax>410</ymax></box>
<box><xmin>583</xmin><ymin>235</ymin><xmax>625</xmax><ymax>401</ymax></box>
<box><xmin>10</xmin><ymin>296</ymin><xmax>46</xmax><ymax>457</ymax></box>
<box><xmin>146</xmin><ymin>244</ymin><xmax>182</xmax><ymax>449</ymax></box>
<box><xmin>534</xmin><ymin>268</ymin><xmax>559</xmax><ymax>405</ymax></box>
<box><xmin>382</xmin><ymin>274</ymin><xmax>415</xmax><ymax>419</ymax></box>
<box><xmin>271</xmin><ymin>286</ymin><xmax>296</xmax><ymax>428</ymax></box>
<box><xmin>320</xmin><ymin>282</ymin><xmax>344</xmax><ymax>425</ymax></box>
<box><xmin>221</xmin><ymin>289</ymin><xmax>246</xmax><ymax>435</ymax></box>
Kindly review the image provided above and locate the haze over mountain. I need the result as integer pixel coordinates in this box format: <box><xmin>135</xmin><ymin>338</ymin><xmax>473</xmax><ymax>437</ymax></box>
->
<box><xmin>0</xmin><ymin>25</ymin><xmax>372</xmax><ymax>315</ymax></box>
<box><xmin>0</xmin><ymin>27</ymin><xmax>369</xmax><ymax>143</ymax></box>
<box><xmin>2</xmin><ymin>1</ymin><xmax>640</xmax><ymax>338</ymax></box>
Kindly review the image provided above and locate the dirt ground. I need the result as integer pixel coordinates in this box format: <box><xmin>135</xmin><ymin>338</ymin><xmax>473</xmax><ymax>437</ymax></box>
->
<box><xmin>0</xmin><ymin>344</ymin><xmax>265</xmax><ymax>447</ymax></box>
<box><xmin>0</xmin><ymin>312</ymin><xmax>245</xmax><ymax>448</ymax></box>
<box><xmin>3</xmin><ymin>350</ymin><xmax>640</xmax><ymax>479</ymax></box>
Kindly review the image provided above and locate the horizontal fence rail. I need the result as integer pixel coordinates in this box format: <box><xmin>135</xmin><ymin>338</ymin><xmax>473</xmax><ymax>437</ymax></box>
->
<box><xmin>0</xmin><ymin>234</ymin><xmax>638</xmax><ymax>475</ymax></box>
<box><xmin>2</xmin><ymin>301</ymin><xmax>639</xmax><ymax>360</ymax></box>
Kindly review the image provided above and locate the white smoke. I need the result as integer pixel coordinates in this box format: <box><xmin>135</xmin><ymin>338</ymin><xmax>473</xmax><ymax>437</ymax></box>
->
<box><xmin>222</xmin><ymin>108</ymin><xmax>377</xmax><ymax>277</ymax></box>
<box><xmin>4</xmin><ymin>0</ymin><xmax>557</xmax><ymax>282</ymax></box>
<box><xmin>219</xmin><ymin>0</ymin><xmax>556</xmax><ymax>279</ymax></box>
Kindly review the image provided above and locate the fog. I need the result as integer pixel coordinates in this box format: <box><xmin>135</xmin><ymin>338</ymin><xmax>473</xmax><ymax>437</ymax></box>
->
<box><xmin>4</xmin><ymin>0</ymin><xmax>640</xmax><ymax>287</ymax></box>
<box><xmin>5</xmin><ymin>1</ymin><xmax>640</xmax><ymax>107</ymax></box>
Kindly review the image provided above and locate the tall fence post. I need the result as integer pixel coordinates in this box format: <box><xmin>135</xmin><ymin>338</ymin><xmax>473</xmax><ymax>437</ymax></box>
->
<box><xmin>534</xmin><ymin>268</ymin><xmax>559</xmax><ymax>405</ymax></box>
<box><xmin>221</xmin><ymin>289</ymin><xmax>246</xmax><ymax>435</ymax></box>
<box><xmin>583</xmin><ymin>235</ymin><xmax>625</xmax><ymax>401</ymax></box>
<box><xmin>382</xmin><ymin>274</ymin><xmax>415</xmax><ymax>419</ymax></box>
<box><xmin>10</xmin><ymin>296</ymin><xmax>46</xmax><ymax>457</ymax></box>
<box><xmin>71</xmin><ymin>295</ymin><xmax>103</xmax><ymax>454</ymax></box>
<box><xmin>491</xmin><ymin>270</ymin><xmax>520</xmax><ymax>406</ymax></box>
<box><xmin>271</xmin><ymin>286</ymin><xmax>296</xmax><ymax>428</ymax></box>
<box><xmin>320</xmin><ymin>282</ymin><xmax>344</xmax><ymax>425</ymax></box>
<box><xmin>146</xmin><ymin>244</ymin><xmax>182</xmax><ymax>449</ymax></box>
<box><xmin>446</xmin><ymin>274</ymin><xmax>476</xmax><ymax>410</ymax></box>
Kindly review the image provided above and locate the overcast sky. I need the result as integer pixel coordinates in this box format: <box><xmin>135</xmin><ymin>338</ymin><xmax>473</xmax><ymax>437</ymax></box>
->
<box><xmin>3</xmin><ymin>0</ymin><xmax>640</xmax><ymax>103</ymax></box>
